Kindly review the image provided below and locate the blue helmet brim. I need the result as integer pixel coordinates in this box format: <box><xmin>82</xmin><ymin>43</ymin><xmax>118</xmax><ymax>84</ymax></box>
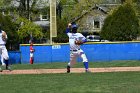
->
<box><xmin>71</xmin><ymin>24</ymin><xmax>78</xmax><ymax>28</ymax></box>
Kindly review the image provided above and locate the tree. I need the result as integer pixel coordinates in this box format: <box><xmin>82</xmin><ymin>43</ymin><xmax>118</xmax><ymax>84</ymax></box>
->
<box><xmin>16</xmin><ymin>17</ymin><xmax>43</xmax><ymax>43</ymax></box>
<box><xmin>0</xmin><ymin>13</ymin><xmax>18</xmax><ymax>50</ymax></box>
<box><xmin>16</xmin><ymin>0</ymin><xmax>49</xmax><ymax>20</ymax></box>
<box><xmin>133</xmin><ymin>0</ymin><xmax>140</xmax><ymax>22</ymax></box>
<box><xmin>0</xmin><ymin>0</ymin><xmax>11</xmax><ymax>6</ymax></box>
<box><xmin>100</xmin><ymin>3</ymin><xmax>139</xmax><ymax>41</ymax></box>
<box><xmin>0</xmin><ymin>0</ymin><xmax>48</xmax><ymax>49</ymax></box>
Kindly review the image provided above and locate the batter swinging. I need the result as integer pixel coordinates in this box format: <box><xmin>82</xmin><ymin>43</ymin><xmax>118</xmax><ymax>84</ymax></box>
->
<box><xmin>66</xmin><ymin>22</ymin><xmax>90</xmax><ymax>73</ymax></box>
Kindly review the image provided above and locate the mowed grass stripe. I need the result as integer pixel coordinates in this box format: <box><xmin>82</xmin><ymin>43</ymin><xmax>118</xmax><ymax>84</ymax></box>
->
<box><xmin>0</xmin><ymin>72</ymin><xmax>140</xmax><ymax>93</ymax></box>
<box><xmin>11</xmin><ymin>60</ymin><xmax>140</xmax><ymax>70</ymax></box>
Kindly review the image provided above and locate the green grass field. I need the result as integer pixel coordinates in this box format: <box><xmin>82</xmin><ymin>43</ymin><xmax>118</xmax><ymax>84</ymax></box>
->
<box><xmin>0</xmin><ymin>60</ymin><xmax>140</xmax><ymax>93</ymax></box>
<box><xmin>11</xmin><ymin>60</ymin><xmax>140</xmax><ymax>69</ymax></box>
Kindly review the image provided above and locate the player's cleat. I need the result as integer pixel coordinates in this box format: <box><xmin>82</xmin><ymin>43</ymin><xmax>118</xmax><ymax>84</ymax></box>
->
<box><xmin>67</xmin><ymin>66</ymin><xmax>70</xmax><ymax>73</ymax></box>
<box><xmin>85</xmin><ymin>69</ymin><xmax>91</xmax><ymax>73</ymax></box>
<box><xmin>0</xmin><ymin>67</ymin><xmax>3</xmax><ymax>72</ymax></box>
<box><xmin>6</xmin><ymin>66</ymin><xmax>12</xmax><ymax>71</ymax></box>
<box><xmin>2</xmin><ymin>63</ymin><xmax>5</xmax><ymax>66</ymax></box>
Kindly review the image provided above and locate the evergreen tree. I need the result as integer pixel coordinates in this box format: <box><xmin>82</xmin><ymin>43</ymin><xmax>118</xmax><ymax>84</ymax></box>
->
<box><xmin>101</xmin><ymin>3</ymin><xmax>139</xmax><ymax>41</ymax></box>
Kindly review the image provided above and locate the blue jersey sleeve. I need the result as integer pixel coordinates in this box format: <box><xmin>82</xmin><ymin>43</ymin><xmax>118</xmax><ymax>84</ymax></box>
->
<box><xmin>82</xmin><ymin>39</ymin><xmax>87</xmax><ymax>43</ymax></box>
<box><xmin>78</xmin><ymin>33</ymin><xmax>87</xmax><ymax>43</ymax></box>
<box><xmin>66</xmin><ymin>28</ymin><xmax>71</xmax><ymax>33</ymax></box>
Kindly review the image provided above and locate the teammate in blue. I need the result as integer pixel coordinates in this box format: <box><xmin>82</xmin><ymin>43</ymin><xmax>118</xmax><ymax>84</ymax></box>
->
<box><xmin>66</xmin><ymin>22</ymin><xmax>90</xmax><ymax>73</ymax></box>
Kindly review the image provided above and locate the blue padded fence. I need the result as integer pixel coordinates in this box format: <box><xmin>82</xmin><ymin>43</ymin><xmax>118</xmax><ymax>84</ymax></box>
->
<box><xmin>20</xmin><ymin>44</ymin><xmax>70</xmax><ymax>64</ymax></box>
<box><xmin>18</xmin><ymin>42</ymin><xmax>140</xmax><ymax>64</ymax></box>
<box><xmin>8</xmin><ymin>51</ymin><xmax>21</xmax><ymax>64</ymax></box>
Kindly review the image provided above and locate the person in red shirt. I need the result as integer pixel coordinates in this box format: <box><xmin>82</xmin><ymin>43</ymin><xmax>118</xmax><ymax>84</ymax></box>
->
<box><xmin>30</xmin><ymin>42</ymin><xmax>35</xmax><ymax>64</ymax></box>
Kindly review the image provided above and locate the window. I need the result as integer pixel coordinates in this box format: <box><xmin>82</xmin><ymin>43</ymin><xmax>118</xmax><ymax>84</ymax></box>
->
<box><xmin>40</xmin><ymin>14</ymin><xmax>48</xmax><ymax>21</ymax></box>
<box><xmin>94</xmin><ymin>21</ymin><xmax>100</xmax><ymax>28</ymax></box>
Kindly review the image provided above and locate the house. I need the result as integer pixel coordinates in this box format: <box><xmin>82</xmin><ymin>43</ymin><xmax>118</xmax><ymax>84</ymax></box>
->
<box><xmin>73</xmin><ymin>1</ymin><xmax>122</xmax><ymax>33</ymax></box>
<box><xmin>76</xmin><ymin>4</ymin><xmax>108</xmax><ymax>33</ymax></box>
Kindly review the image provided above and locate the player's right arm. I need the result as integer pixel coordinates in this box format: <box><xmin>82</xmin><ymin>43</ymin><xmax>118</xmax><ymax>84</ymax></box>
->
<box><xmin>66</xmin><ymin>23</ymin><xmax>71</xmax><ymax>34</ymax></box>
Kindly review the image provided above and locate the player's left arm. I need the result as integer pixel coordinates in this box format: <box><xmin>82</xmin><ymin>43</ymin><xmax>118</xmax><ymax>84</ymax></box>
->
<box><xmin>80</xmin><ymin>34</ymin><xmax>87</xmax><ymax>43</ymax></box>
<box><xmin>75</xmin><ymin>34</ymin><xmax>87</xmax><ymax>45</ymax></box>
<box><xmin>82</xmin><ymin>37</ymin><xmax>87</xmax><ymax>43</ymax></box>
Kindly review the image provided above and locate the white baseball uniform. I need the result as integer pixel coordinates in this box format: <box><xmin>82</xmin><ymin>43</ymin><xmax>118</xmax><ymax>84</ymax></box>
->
<box><xmin>0</xmin><ymin>30</ymin><xmax>11</xmax><ymax>71</ymax></box>
<box><xmin>0</xmin><ymin>30</ymin><xmax>9</xmax><ymax>62</ymax></box>
<box><xmin>1</xmin><ymin>56</ymin><xmax>5</xmax><ymax>66</ymax></box>
<box><xmin>67</xmin><ymin>32</ymin><xmax>88</xmax><ymax>66</ymax></box>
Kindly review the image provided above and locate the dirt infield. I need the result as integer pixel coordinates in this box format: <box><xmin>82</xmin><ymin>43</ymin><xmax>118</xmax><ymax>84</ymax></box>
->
<box><xmin>1</xmin><ymin>67</ymin><xmax>140</xmax><ymax>74</ymax></box>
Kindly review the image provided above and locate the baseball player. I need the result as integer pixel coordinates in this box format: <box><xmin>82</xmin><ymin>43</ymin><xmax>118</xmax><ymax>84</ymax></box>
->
<box><xmin>0</xmin><ymin>25</ymin><xmax>11</xmax><ymax>72</ymax></box>
<box><xmin>66</xmin><ymin>22</ymin><xmax>90</xmax><ymax>73</ymax></box>
<box><xmin>30</xmin><ymin>42</ymin><xmax>34</xmax><ymax>64</ymax></box>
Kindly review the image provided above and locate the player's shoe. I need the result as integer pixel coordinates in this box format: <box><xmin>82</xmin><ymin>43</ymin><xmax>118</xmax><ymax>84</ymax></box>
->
<box><xmin>85</xmin><ymin>69</ymin><xmax>91</xmax><ymax>73</ymax></box>
<box><xmin>67</xmin><ymin>66</ymin><xmax>70</xmax><ymax>73</ymax></box>
<box><xmin>6</xmin><ymin>66</ymin><xmax>12</xmax><ymax>71</ymax></box>
<box><xmin>0</xmin><ymin>67</ymin><xmax>3</xmax><ymax>72</ymax></box>
<box><xmin>2</xmin><ymin>63</ymin><xmax>5</xmax><ymax>66</ymax></box>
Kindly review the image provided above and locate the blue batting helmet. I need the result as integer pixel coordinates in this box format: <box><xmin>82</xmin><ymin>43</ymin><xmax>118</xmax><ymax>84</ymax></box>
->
<box><xmin>71</xmin><ymin>22</ymin><xmax>78</xmax><ymax>28</ymax></box>
<box><xmin>71</xmin><ymin>22</ymin><xmax>78</xmax><ymax>33</ymax></box>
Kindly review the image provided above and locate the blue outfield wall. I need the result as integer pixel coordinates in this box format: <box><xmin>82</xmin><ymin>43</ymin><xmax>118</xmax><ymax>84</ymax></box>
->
<box><xmin>20</xmin><ymin>44</ymin><xmax>70</xmax><ymax>64</ymax></box>
<box><xmin>19</xmin><ymin>42</ymin><xmax>140</xmax><ymax>64</ymax></box>
<box><xmin>8</xmin><ymin>51</ymin><xmax>21</xmax><ymax>64</ymax></box>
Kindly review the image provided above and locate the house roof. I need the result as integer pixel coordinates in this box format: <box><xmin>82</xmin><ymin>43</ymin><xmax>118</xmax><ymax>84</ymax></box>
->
<box><xmin>72</xmin><ymin>2</ymin><xmax>122</xmax><ymax>23</ymax></box>
<box><xmin>97</xmin><ymin>6</ymin><xmax>109</xmax><ymax>14</ymax></box>
<box><xmin>71</xmin><ymin>4</ymin><xmax>109</xmax><ymax>22</ymax></box>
